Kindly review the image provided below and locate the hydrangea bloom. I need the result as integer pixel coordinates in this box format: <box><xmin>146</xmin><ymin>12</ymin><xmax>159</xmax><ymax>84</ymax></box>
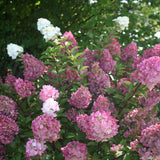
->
<box><xmin>99</xmin><ymin>49</ymin><xmax>116</xmax><ymax>72</ymax></box>
<box><xmin>22</xmin><ymin>53</ymin><xmax>46</xmax><ymax>80</ymax></box>
<box><xmin>0</xmin><ymin>115</ymin><xmax>19</xmax><ymax>144</ymax></box>
<box><xmin>61</xmin><ymin>141</ymin><xmax>88</xmax><ymax>160</ymax></box>
<box><xmin>142</xmin><ymin>44</ymin><xmax>160</xmax><ymax>59</ymax></box>
<box><xmin>121</xmin><ymin>42</ymin><xmax>138</xmax><ymax>61</ymax></box>
<box><xmin>68</xmin><ymin>85</ymin><xmax>92</xmax><ymax>109</ymax></box>
<box><xmin>104</xmin><ymin>37</ymin><xmax>121</xmax><ymax>56</ymax></box>
<box><xmin>31</xmin><ymin>114</ymin><xmax>61</xmax><ymax>143</ymax></box>
<box><xmin>37</xmin><ymin>18</ymin><xmax>51</xmax><ymax>31</ymax></box>
<box><xmin>79</xmin><ymin>48</ymin><xmax>96</xmax><ymax>70</ymax></box>
<box><xmin>0</xmin><ymin>145</ymin><xmax>6</xmax><ymax>155</ymax></box>
<box><xmin>14</xmin><ymin>78</ymin><xmax>36</xmax><ymax>98</ymax></box>
<box><xmin>77</xmin><ymin>111</ymin><xmax>119</xmax><ymax>142</ymax></box>
<box><xmin>0</xmin><ymin>95</ymin><xmax>18</xmax><ymax>120</ymax></box>
<box><xmin>62</xmin><ymin>66</ymin><xmax>81</xmax><ymax>82</ymax></box>
<box><xmin>92</xmin><ymin>95</ymin><xmax>115</xmax><ymax>113</ymax></box>
<box><xmin>130</xmin><ymin>139</ymin><xmax>139</xmax><ymax>151</ymax></box>
<box><xmin>121</xmin><ymin>108</ymin><xmax>160</xmax><ymax>138</ymax></box>
<box><xmin>5</xmin><ymin>73</ymin><xmax>16</xmax><ymax>90</ymax></box>
<box><xmin>39</xmin><ymin>85</ymin><xmax>59</xmax><ymax>101</ymax></box>
<box><xmin>42</xmin><ymin>98</ymin><xmax>60</xmax><ymax>117</ymax></box>
<box><xmin>65</xmin><ymin>108</ymin><xmax>79</xmax><ymax>122</ymax></box>
<box><xmin>87</xmin><ymin>62</ymin><xmax>111</xmax><ymax>96</ymax></box>
<box><xmin>25</xmin><ymin>138</ymin><xmax>47</xmax><ymax>160</ymax></box>
<box><xmin>113</xmin><ymin>16</ymin><xmax>129</xmax><ymax>30</ymax></box>
<box><xmin>138</xmin><ymin>124</ymin><xmax>160</xmax><ymax>160</ymax></box>
<box><xmin>138</xmin><ymin>88</ymin><xmax>160</xmax><ymax>111</ymax></box>
<box><xmin>7</xmin><ymin>43</ymin><xmax>23</xmax><ymax>59</ymax></box>
<box><xmin>132</xmin><ymin>56</ymin><xmax>160</xmax><ymax>90</ymax></box>
<box><xmin>60</xmin><ymin>31</ymin><xmax>78</xmax><ymax>53</ymax></box>
<box><xmin>41</xmin><ymin>25</ymin><xmax>62</xmax><ymax>42</ymax></box>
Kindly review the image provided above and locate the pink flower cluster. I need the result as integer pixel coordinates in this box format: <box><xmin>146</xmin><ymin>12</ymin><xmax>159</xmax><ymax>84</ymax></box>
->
<box><xmin>121</xmin><ymin>42</ymin><xmax>138</xmax><ymax>61</ymax></box>
<box><xmin>138</xmin><ymin>88</ymin><xmax>160</xmax><ymax>111</ymax></box>
<box><xmin>61</xmin><ymin>141</ymin><xmax>88</xmax><ymax>160</ymax></box>
<box><xmin>5</xmin><ymin>73</ymin><xmax>16</xmax><ymax>90</ymax></box>
<box><xmin>132</xmin><ymin>56</ymin><xmax>160</xmax><ymax>90</ymax></box>
<box><xmin>77</xmin><ymin>111</ymin><xmax>119</xmax><ymax>142</ymax></box>
<box><xmin>99</xmin><ymin>49</ymin><xmax>116</xmax><ymax>72</ymax></box>
<box><xmin>14</xmin><ymin>78</ymin><xmax>36</xmax><ymax>98</ymax></box>
<box><xmin>62</xmin><ymin>66</ymin><xmax>81</xmax><ymax>82</ymax></box>
<box><xmin>42</xmin><ymin>98</ymin><xmax>60</xmax><ymax>117</ymax></box>
<box><xmin>80</xmin><ymin>48</ymin><xmax>96</xmax><ymax>70</ymax></box>
<box><xmin>104</xmin><ymin>37</ymin><xmax>121</xmax><ymax>56</ymax></box>
<box><xmin>39</xmin><ymin>85</ymin><xmax>59</xmax><ymax>101</ymax></box>
<box><xmin>87</xmin><ymin>62</ymin><xmax>111</xmax><ymax>96</ymax></box>
<box><xmin>61</xmin><ymin>31</ymin><xmax>78</xmax><ymax>54</ymax></box>
<box><xmin>0</xmin><ymin>95</ymin><xmax>18</xmax><ymax>120</ymax></box>
<box><xmin>92</xmin><ymin>95</ymin><xmax>116</xmax><ymax>114</ymax></box>
<box><xmin>66</xmin><ymin>108</ymin><xmax>79</xmax><ymax>122</ymax></box>
<box><xmin>142</xmin><ymin>44</ymin><xmax>160</xmax><ymax>59</ymax></box>
<box><xmin>138</xmin><ymin>124</ymin><xmax>160</xmax><ymax>160</ymax></box>
<box><xmin>68</xmin><ymin>85</ymin><xmax>92</xmax><ymax>109</ymax></box>
<box><xmin>0</xmin><ymin>115</ymin><xmax>19</xmax><ymax>144</ymax></box>
<box><xmin>0</xmin><ymin>77</ymin><xmax>2</xmax><ymax>83</ymax></box>
<box><xmin>31</xmin><ymin>114</ymin><xmax>61</xmax><ymax>143</ymax></box>
<box><xmin>25</xmin><ymin>138</ymin><xmax>47</xmax><ymax>160</ymax></box>
<box><xmin>121</xmin><ymin>108</ymin><xmax>160</xmax><ymax>138</ymax></box>
<box><xmin>22</xmin><ymin>53</ymin><xmax>46</xmax><ymax>80</ymax></box>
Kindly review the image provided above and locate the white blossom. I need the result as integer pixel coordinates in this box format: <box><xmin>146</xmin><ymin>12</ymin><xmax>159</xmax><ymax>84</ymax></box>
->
<box><xmin>113</xmin><ymin>16</ymin><xmax>129</xmax><ymax>30</ymax></box>
<box><xmin>155</xmin><ymin>31</ymin><xmax>160</xmax><ymax>38</ymax></box>
<box><xmin>7</xmin><ymin>43</ymin><xmax>23</xmax><ymax>59</ymax></box>
<box><xmin>41</xmin><ymin>25</ymin><xmax>62</xmax><ymax>42</ymax></box>
<box><xmin>37</xmin><ymin>18</ymin><xmax>51</xmax><ymax>31</ymax></box>
<box><xmin>89</xmin><ymin>0</ymin><xmax>97</xmax><ymax>4</ymax></box>
<box><xmin>42</xmin><ymin>98</ymin><xmax>60</xmax><ymax>117</ymax></box>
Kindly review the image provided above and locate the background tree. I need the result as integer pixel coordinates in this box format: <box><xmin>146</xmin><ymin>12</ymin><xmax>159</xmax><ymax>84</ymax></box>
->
<box><xmin>0</xmin><ymin>0</ymin><xmax>160</xmax><ymax>77</ymax></box>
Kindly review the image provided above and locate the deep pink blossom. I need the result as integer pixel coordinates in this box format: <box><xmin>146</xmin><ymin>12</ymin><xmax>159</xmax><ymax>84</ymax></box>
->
<box><xmin>60</xmin><ymin>31</ymin><xmax>78</xmax><ymax>54</ymax></box>
<box><xmin>0</xmin><ymin>115</ymin><xmax>19</xmax><ymax>144</ymax></box>
<box><xmin>79</xmin><ymin>48</ymin><xmax>97</xmax><ymax>70</ymax></box>
<box><xmin>61</xmin><ymin>141</ymin><xmax>88</xmax><ymax>160</ymax></box>
<box><xmin>14</xmin><ymin>78</ymin><xmax>36</xmax><ymax>98</ymax></box>
<box><xmin>138</xmin><ymin>124</ymin><xmax>160</xmax><ymax>160</ymax></box>
<box><xmin>132</xmin><ymin>56</ymin><xmax>160</xmax><ymax>90</ymax></box>
<box><xmin>92</xmin><ymin>95</ymin><xmax>117</xmax><ymax>114</ymax></box>
<box><xmin>121</xmin><ymin>42</ymin><xmax>138</xmax><ymax>61</ymax></box>
<box><xmin>65</xmin><ymin>108</ymin><xmax>79</xmax><ymax>122</ymax></box>
<box><xmin>5</xmin><ymin>73</ymin><xmax>16</xmax><ymax>90</ymax></box>
<box><xmin>68</xmin><ymin>85</ymin><xmax>92</xmax><ymax>109</ymax></box>
<box><xmin>121</xmin><ymin>108</ymin><xmax>160</xmax><ymax>138</ymax></box>
<box><xmin>87</xmin><ymin>62</ymin><xmax>111</xmax><ymax>96</ymax></box>
<box><xmin>77</xmin><ymin>111</ymin><xmax>119</xmax><ymax>142</ymax></box>
<box><xmin>39</xmin><ymin>85</ymin><xmax>59</xmax><ymax>101</ymax></box>
<box><xmin>104</xmin><ymin>37</ymin><xmax>121</xmax><ymax>56</ymax></box>
<box><xmin>31</xmin><ymin>114</ymin><xmax>61</xmax><ymax>143</ymax></box>
<box><xmin>0</xmin><ymin>77</ymin><xmax>2</xmax><ymax>83</ymax></box>
<box><xmin>99</xmin><ymin>49</ymin><xmax>116</xmax><ymax>72</ymax></box>
<box><xmin>25</xmin><ymin>138</ymin><xmax>47</xmax><ymax>160</ymax></box>
<box><xmin>22</xmin><ymin>53</ymin><xmax>46</xmax><ymax>80</ymax></box>
<box><xmin>0</xmin><ymin>95</ymin><xmax>18</xmax><ymax>120</ymax></box>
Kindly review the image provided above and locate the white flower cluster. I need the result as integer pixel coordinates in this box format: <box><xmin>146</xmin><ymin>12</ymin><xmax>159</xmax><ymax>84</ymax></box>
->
<box><xmin>41</xmin><ymin>98</ymin><xmax>60</xmax><ymax>117</ymax></box>
<box><xmin>89</xmin><ymin>0</ymin><xmax>97</xmax><ymax>4</ymax></box>
<box><xmin>155</xmin><ymin>31</ymin><xmax>160</xmax><ymax>38</ymax></box>
<box><xmin>37</xmin><ymin>18</ymin><xmax>62</xmax><ymax>42</ymax></box>
<box><xmin>113</xmin><ymin>16</ymin><xmax>129</xmax><ymax>31</ymax></box>
<box><xmin>7</xmin><ymin>43</ymin><xmax>24</xmax><ymax>59</ymax></box>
